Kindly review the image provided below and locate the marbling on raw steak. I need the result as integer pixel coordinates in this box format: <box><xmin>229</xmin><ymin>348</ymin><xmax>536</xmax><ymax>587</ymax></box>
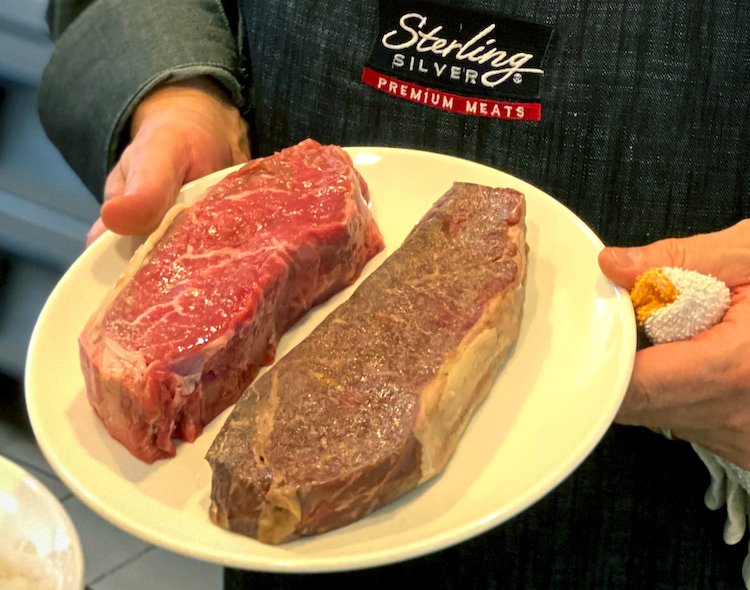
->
<box><xmin>79</xmin><ymin>139</ymin><xmax>384</xmax><ymax>463</ymax></box>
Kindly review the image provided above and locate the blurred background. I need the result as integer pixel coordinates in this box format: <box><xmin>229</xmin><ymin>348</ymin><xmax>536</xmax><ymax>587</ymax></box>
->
<box><xmin>0</xmin><ymin>3</ymin><xmax>222</xmax><ymax>587</ymax></box>
<box><xmin>0</xmin><ymin>0</ymin><xmax>96</xmax><ymax>384</ymax></box>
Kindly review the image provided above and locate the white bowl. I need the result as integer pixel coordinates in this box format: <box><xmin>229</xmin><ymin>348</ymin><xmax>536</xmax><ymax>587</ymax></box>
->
<box><xmin>0</xmin><ymin>454</ymin><xmax>84</xmax><ymax>589</ymax></box>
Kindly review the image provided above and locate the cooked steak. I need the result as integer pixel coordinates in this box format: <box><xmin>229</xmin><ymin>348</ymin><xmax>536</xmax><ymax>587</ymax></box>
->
<box><xmin>79</xmin><ymin>139</ymin><xmax>384</xmax><ymax>463</ymax></box>
<box><xmin>207</xmin><ymin>182</ymin><xmax>527</xmax><ymax>544</ymax></box>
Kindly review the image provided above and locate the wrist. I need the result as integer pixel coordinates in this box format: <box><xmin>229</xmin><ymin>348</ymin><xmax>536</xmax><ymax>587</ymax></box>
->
<box><xmin>130</xmin><ymin>76</ymin><xmax>236</xmax><ymax>138</ymax></box>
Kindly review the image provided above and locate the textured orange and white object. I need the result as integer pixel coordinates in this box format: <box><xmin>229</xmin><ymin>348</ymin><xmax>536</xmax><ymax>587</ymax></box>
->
<box><xmin>630</xmin><ymin>267</ymin><xmax>731</xmax><ymax>344</ymax></box>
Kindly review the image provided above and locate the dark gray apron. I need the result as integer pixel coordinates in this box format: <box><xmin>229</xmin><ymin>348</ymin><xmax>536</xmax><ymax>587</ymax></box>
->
<box><xmin>239</xmin><ymin>0</ymin><xmax>749</xmax><ymax>246</ymax></box>
<box><xmin>229</xmin><ymin>2</ymin><xmax>750</xmax><ymax>588</ymax></box>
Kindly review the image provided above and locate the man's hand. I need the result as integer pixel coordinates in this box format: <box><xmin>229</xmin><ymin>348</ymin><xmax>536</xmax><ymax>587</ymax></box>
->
<box><xmin>87</xmin><ymin>76</ymin><xmax>251</xmax><ymax>245</ymax></box>
<box><xmin>598</xmin><ymin>220</ymin><xmax>750</xmax><ymax>468</ymax></box>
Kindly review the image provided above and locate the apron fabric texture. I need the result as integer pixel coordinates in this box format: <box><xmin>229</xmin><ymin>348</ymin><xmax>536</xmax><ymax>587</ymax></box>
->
<box><xmin>239</xmin><ymin>0</ymin><xmax>749</xmax><ymax>247</ymax></box>
<box><xmin>228</xmin><ymin>1</ymin><xmax>749</xmax><ymax>588</ymax></box>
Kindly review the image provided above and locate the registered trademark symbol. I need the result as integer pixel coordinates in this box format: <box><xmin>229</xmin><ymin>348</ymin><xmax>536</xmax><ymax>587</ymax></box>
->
<box><xmin>513</xmin><ymin>73</ymin><xmax>523</xmax><ymax>84</ymax></box>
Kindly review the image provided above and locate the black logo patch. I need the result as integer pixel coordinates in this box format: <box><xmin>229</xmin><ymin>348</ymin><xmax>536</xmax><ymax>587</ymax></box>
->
<box><xmin>363</xmin><ymin>0</ymin><xmax>554</xmax><ymax>120</ymax></box>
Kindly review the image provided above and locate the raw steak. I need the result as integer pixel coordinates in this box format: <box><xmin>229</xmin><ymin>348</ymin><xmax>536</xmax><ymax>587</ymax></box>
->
<box><xmin>79</xmin><ymin>139</ymin><xmax>384</xmax><ymax>463</ymax></box>
<box><xmin>207</xmin><ymin>182</ymin><xmax>527</xmax><ymax>544</ymax></box>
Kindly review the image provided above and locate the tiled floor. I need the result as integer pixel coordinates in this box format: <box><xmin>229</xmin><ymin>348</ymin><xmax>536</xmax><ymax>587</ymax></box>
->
<box><xmin>0</xmin><ymin>374</ymin><xmax>223</xmax><ymax>590</ymax></box>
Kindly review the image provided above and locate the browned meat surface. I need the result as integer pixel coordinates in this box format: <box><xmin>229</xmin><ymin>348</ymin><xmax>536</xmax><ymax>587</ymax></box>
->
<box><xmin>207</xmin><ymin>182</ymin><xmax>527</xmax><ymax>544</ymax></box>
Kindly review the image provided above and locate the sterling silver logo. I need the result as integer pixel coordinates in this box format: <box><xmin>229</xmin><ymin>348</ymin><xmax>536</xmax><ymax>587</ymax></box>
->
<box><xmin>363</xmin><ymin>1</ymin><xmax>553</xmax><ymax>121</ymax></box>
<box><xmin>381</xmin><ymin>13</ymin><xmax>544</xmax><ymax>88</ymax></box>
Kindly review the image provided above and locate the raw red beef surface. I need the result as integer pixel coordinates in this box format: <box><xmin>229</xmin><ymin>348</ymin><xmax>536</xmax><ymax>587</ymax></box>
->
<box><xmin>79</xmin><ymin>139</ymin><xmax>383</xmax><ymax>463</ymax></box>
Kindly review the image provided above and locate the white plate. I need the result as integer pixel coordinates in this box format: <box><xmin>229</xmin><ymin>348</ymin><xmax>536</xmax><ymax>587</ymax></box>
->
<box><xmin>0</xmin><ymin>455</ymin><xmax>84</xmax><ymax>589</ymax></box>
<box><xmin>25</xmin><ymin>147</ymin><xmax>635</xmax><ymax>573</ymax></box>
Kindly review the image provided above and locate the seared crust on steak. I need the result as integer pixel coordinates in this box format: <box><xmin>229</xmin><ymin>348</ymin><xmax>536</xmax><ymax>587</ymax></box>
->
<box><xmin>207</xmin><ymin>182</ymin><xmax>527</xmax><ymax>544</ymax></box>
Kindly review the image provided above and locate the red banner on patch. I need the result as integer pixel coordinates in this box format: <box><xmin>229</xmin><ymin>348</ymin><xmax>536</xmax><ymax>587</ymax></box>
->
<box><xmin>361</xmin><ymin>67</ymin><xmax>541</xmax><ymax>121</ymax></box>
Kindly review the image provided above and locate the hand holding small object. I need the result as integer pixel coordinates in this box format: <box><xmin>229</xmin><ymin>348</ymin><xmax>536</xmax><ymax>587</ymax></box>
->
<box><xmin>598</xmin><ymin>220</ymin><xmax>750</xmax><ymax>469</ymax></box>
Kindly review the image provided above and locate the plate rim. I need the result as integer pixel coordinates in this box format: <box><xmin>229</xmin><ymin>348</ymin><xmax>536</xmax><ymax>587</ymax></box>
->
<box><xmin>25</xmin><ymin>146</ymin><xmax>636</xmax><ymax>572</ymax></box>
